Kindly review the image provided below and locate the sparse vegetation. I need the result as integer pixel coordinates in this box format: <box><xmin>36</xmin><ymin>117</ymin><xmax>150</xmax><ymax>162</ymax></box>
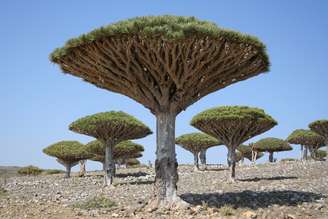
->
<box><xmin>44</xmin><ymin>169</ymin><xmax>65</xmax><ymax>175</ymax></box>
<box><xmin>73</xmin><ymin>196</ymin><xmax>116</xmax><ymax>209</ymax></box>
<box><xmin>254</xmin><ymin>138</ymin><xmax>292</xmax><ymax>162</ymax></box>
<box><xmin>219</xmin><ymin>204</ymin><xmax>234</xmax><ymax>216</ymax></box>
<box><xmin>17</xmin><ymin>166</ymin><xmax>43</xmax><ymax>176</ymax></box>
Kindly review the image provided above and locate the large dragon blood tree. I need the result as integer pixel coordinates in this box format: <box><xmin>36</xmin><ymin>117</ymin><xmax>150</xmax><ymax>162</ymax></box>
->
<box><xmin>309</xmin><ymin>120</ymin><xmax>328</xmax><ymax>161</ymax></box>
<box><xmin>237</xmin><ymin>144</ymin><xmax>264</xmax><ymax>164</ymax></box>
<box><xmin>43</xmin><ymin>141</ymin><xmax>92</xmax><ymax>178</ymax></box>
<box><xmin>191</xmin><ymin>106</ymin><xmax>277</xmax><ymax>181</ymax></box>
<box><xmin>287</xmin><ymin>129</ymin><xmax>325</xmax><ymax>160</ymax></box>
<box><xmin>50</xmin><ymin>16</ymin><xmax>269</xmax><ymax>207</ymax></box>
<box><xmin>253</xmin><ymin>137</ymin><xmax>292</xmax><ymax>162</ymax></box>
<box><xmin>86</xmin><ymin>139</ymin><xmax>144</xmax><ymax>170</ymax></box>
<box><xmin>69</xmin><ymin>111</ymin><xmax>151</xmax><ymax>185</ymax></box>
<box><xmin>175</xmin><ymin>132</ymin><xmax>222</xmax><ymax>170</ymax></box>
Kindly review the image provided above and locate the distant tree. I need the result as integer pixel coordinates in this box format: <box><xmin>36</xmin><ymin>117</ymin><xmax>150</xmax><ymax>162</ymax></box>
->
<box><xmin>287</xmin><ymin>129</ymin><xmax>325</xmax><ymax>160</ymax></box>
<box><xmin>50</xmin><ymin>15</ymin><xmax>270</xmax><ymax>207</ymax></box>
<box><xmin>253</xmin><ymin>137</ymin><xmax>292</xmax><ymax>162</ymax></box>
<box><xmin>86</xmin><ymin>139</ymin><xmax>145</xmax><ymax>173</ymax></box>
<box><xmin>309</xmin><ymin>120</ymin><xmax>328</xmax><ymax>161</ymax></box>
<box><xmin>313</xmin><ymin>150</ymin><xmax>327</xmax><ymax>161</ymax></box>
<box><xmin>237</xmin><ymin>144</ymin><xmax>264</xmax><ymax>164</ymax></box>
<box><xmin>191</xmin><ymin>106</ymin><xmax>277</xmax><ymax>181</ymax></box>
<box><xmin>43</xmin><ymin>141</ymin><xmax>91</xmax><ymax>178</ymax></box>
<box><xmin>175</xmin><ymin>133</ymin><xmax>221</xmax><ymax>170</ymax></box>
<box><xmin>126</xmin><ymin>158</ymin><xmax>141</xmax><ymax>167</ymax></box>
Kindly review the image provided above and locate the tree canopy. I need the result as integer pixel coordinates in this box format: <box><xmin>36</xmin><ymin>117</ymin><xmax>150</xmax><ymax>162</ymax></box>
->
<box><xmin>69</xmin><ymin>111</ymin><xmax>152</xmax><ymax>141</ymax></box>
<box><xmin>43</xmin><ymin>141</ymin><xmax>91</xmax><ymax>162</ymax></box>
<box><xmin>309</xmin><ymin>120</ymin><xmax>328</xmax><ymax>138</ymax></box>
<box><xmin>175</xmin><ymin>132</ymin><xmax>222</xmax><ymax>154</ymax></box>
<box><xmin>254</xmin><ymin>137</ymin><xmax>292</xmax><ymax>152</ymax></box>
<box><xmin>287</xmin><ymin>129</ymin><xmax>325</xmax><ymax>148</ymax></box>
<box><xmin>237</xmin><ymin>144</ymin><xmax>264</xmax><ymax>161</ymax></box>
<box><xmin>50</xmin><ymin>16</ymin><xmax>269</xmax><ymax>114</ymax></box>
<box><xmin>191</xmin><ymin>106</ymin><xmax>277</xmax><ymax>146</ymax></box>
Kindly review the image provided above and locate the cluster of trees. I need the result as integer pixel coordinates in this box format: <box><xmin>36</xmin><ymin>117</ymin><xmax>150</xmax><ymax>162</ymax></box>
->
<box><xmin>47</xmin><ymin>15</ymin><xmax>328</xmax><ymax>209</ymax></box>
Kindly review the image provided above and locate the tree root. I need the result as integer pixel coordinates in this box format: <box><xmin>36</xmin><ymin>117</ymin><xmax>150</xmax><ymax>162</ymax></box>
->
<box><xmin>145</xmin><ymin>195</ymin><xmax>190</xmax><ymax>212</ymax></box>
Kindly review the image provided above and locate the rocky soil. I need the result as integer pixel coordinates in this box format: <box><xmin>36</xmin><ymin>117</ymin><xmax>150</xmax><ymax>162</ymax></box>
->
<box><xmin>0</xmin><ymin>161</ymin><xmax>327</xmax><ymax>219</ymax></box>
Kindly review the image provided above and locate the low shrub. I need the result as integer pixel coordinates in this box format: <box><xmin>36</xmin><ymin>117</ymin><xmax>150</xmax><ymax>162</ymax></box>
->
<box><xmin>17</xmin><ymin>166</ymin><xmax>43</xmax><ymax>175</ymax></box>
<box><xmin>0</xmin><ymin>187</ymin><xmax>7</xmax><ymax>197</ymax></box>
<box><xmin>73</xmin><ymin>196</ymin><xmax>116</xmax><ymax>209</ymax></box>
<box><xmin>44</xmin><ymin>169</ymin><xmax>65</xmax><ymax>175</ymax></box>
<box><xmin>280</xmin><ymin>158</ymin><xmax>297</xmax><ymax>162</ymax></box>
<box><xmin>219</xmin><ymin>204</ymin><xmax>234</xmax><ymax>216</ymax></box>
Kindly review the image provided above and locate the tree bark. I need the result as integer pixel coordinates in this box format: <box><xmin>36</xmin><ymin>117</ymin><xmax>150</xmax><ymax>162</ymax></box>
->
<box><xmin>227</xmin><ymin>147</ymin><xmax>237</xmax><ymax>181</ymax></box>
<box><xmin>199</xmin><ymin>149</ymin><xmax>207</xmax><ymax>170</ymax></box>
<box><xmin>193</xmin><ymin>152</ymin><xmax>199</xmax><ymax>171</ymax></box>
<box><xmin>104</xmin><ymin>140</ymin><xmax>115</xmax><ymax>186</ymax></box>
<box><xmin>304</xmin><ymin>146</ymin><xmax>308</xmax><ymax>160</ymax></box>
<box><xmin>102</xmin><ymin>162</ymin><xmax>105</xmax><ymax>171</ymax></box>
<box><xmin>326</xmin><ymin>140</ymin><xmax>328</xmax><ymax>161</ymax></box>
<box><xmin>269</xmin><ymin>151</ymin><xmax>274</xmax><ymax>163</ymax></box>
<box><xmin>149</xmin><ymin>111</ymin><xmax>186</xmax><ymax>209</ymax></box>
<box><xmin>65</xmin><ymin>163</ymin><xmax>71</xmax><ymax>178</ymax></box>
<box><xmin>300</xmin><ymin>145</ymin><xmax>304</xmax><ymax>160</ymax></box>
<box><xmin>79</xmin><ymin>160</ymin><xmax>86</xmax><ymax>177</ymax></box>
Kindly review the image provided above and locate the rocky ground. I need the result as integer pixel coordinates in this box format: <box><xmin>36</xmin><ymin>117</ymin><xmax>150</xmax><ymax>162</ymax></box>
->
<box><xmin>0</xmin><ymin>161</ymin><xmax>327</xmax><ymax>219</ymax></box>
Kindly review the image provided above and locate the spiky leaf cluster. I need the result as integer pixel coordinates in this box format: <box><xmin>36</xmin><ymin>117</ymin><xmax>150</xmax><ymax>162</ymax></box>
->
<box><xmin>254</xmin><ymin>137</ymin><xmax>292</xmax><ymax>152</ymax></box>
<box><xmin>50</xmin><ymin>16</ymin><xmax>269</xmax><ymax>114</ymax></box>
<box><xmin>237</xmin><ymin>144</ymin><xmax>264</xmax><ymax>161</ymax></box>
<box><xmin>175</xmin><ymin>132</ymin><xmax>222</xmax><ymax>154</ymax></box>
<box><xmin>287</xmin><ymin>129</ymin><xmax>325</xmax><ymax>148</ymax></box>
<box><xmin>69</xmin><ymin>111</ymin><xmax>152</xmax><ymax>141</ymax></box>
<box><xmin>191</xmin><ymin>106</ymin><xmax>277</xmax><ymax>147</ymax></box>
<box><xmin>309</xmin><ymin>120</ymin><xmax>328</xmax><ymax>139</ymax></box>
<box><xmin>43</xmin><ymin>141</ymin><xmax>91</xmax><ymax>162</ymax></box>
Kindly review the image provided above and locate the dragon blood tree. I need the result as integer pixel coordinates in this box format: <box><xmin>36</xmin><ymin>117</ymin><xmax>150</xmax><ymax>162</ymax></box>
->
<box><xmin>253</xmin><ymin>137</ymin><xmax>292</xmax><ymax>162</ymax></box>
<box><xmin>287</xmin><ymin>129</ymin><xmax>325</xmax><ymax>160</ymax></box>
<box><xmin>191</xmin><ymin>106</ymin><xmax>277</xmax><ymax>181</ymax></box>
<box><xmin>309</xmin><ymin>120</ymin><xmax>328</xmax><ymax>161</ymax></box>
<box><xmin>50</xmin><ymin>16</ymin><xmax>269</xmax><ymax>207</ymax></box>
<box><xmin>237</xmin><ymin>144</ymin><xmax>264</xmax><ymax>164</ymax></box>
<box><xmin>175</xmin><ymin>132</ymin><xmax>221</xmax><ymax>170</ymax></box>
<box><xmin>43</xmin><ymin>141</ymin><xmax>92</xmax><ymax>178</ymax></box>
<box><xmin>69</xmin><ymin>111</ymin><xmax>151</xmax><ymax>185</ymax></box>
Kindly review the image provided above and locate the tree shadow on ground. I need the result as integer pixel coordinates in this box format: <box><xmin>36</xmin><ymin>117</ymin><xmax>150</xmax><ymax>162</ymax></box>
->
<box><xmin>116</xmin><ymin>171</ymin><xmax>149</xmax><ymax>178</ymax></box>
<box><xmin>181</xmin><ymin>190</ymin><xmax>325</xmax><ymax>209</ymax></box>
<box><xmin>238</xmin><ymin>176</ymin><xmax>298</xmax><ymax>182</ymax></box>
<box><xmin>116</xmin><ymin>180</ymin><xmax>154</xmax><ymax>186</ymax></box>
<box><xmin>203</xmin><ymin>168</ymin><xmax>228</xmax><ymax>172</ymax></box>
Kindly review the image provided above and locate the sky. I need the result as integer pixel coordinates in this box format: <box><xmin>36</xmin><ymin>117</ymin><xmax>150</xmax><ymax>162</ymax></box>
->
<box><xmin>1</xmin><ymin>0</ymin><xmax>328</xmax><ymax>171</ymax></box>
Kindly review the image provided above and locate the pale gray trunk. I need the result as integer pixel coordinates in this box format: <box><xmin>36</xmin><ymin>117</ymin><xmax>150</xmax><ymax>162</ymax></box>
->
<box><xmin>193</xmin><ymin>152</ymin><xmax>199</xmax><ymax>171</ymax></box>
<box><xmin>300</xmin><ymin>145</ymin><xmax>304</xmax><ymax>160</ymax></box>
<box><xmin>104</xmin><ymin>140</ymin><xmax>115</xmax><ymax>186</ymax></box>
<box><xmin>227</xmin><ymin>147</ymin><xmax>236</xmax><ymax>181</ymax></box>
<box><xmin>56</xmin><ymin>159</ymin><xmax>77</xmax><ymax>178</ymax></box>
<box><xmin>304</xmin><ymin>146</ymin><xmax>308</xmax><ymax>160</ymax></box>
<box><xmin>269</xmin><ymin>151</ymin><xmax>274</xmax><ymax>162</ymax></box>
<box><xmin>326</xmin><ymin>140</ymin><xmax>328</xmax><ymax>161</ymax></box>
<box><xmin>79</xmin><ymin>160</ymin><xmax>86</xmax><ymax>176</ymax></box>
<box><xmin>102</xmin><ymin>162</ymin><xmax>105</xmax><ymax>171</ymax></box>
<box><xmin>65</xmin><ymin>164</ymin><xmax>71</xmax><ymax>178</ymax></box>
<box><xmin>153</xmin><ymin>111</ymin><xmax>178</xmax><ymax>204</ymax></box>
<box><xmin>199</xmin><ymin>149</ymin><xmax>207</xmax><ymax>170</ymax></box>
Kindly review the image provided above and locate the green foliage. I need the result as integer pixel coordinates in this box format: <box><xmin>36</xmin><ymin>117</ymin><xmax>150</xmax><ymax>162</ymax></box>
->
<box><xmin>50</xmin><ymin>15</ymin><xmax>269</xmax><ymax>68</ymax></box>
<box><xmin>287</xmin><ymin>129</ymin><xmax>325</xmax><ymax>147</ymax></box>
<box><xmin>280</xmin><ymin>158</ymin><xmax>297</xmax><ymax>162</ymax></box>
<box><xmin>237</xmin><ymin>144</ymin><xmax>264</xmax><ymax>161</ymax></box>
<box><xmin>73</xmin><ymin>196</ymin><xmax>116</xmax><ymax>209</ymax></box>
<box><xmin>126</xmin><ymin>158</ymin><xmax>141</xmax><ymax>166</ymax></box>
<box><xmin>0</xmin><ymin>187</ymin><xmax>6</xmax><ymax>198</ymax></box>
<box><xmin>44</xmin><ymin>169</ymin><xmax>65</xmax><ymax>175</ymax></box>
<box><xmin>309</xmin><ymin>120</ymin><xmax>328</xmax><ymax>138</ymax></box>
<box><xmin>17</xmin><ymin>166</ymin><xmax>43</xmax><ymax>176</ymax></box>
<box><xmin>43</xmin><ymin>141</ymin><xmax>91</xmax><ymax>163</ymax></box>
<box><xmin>219</xmin><ymin>204</ymin><xmax>234</xmax><ymax>216</ymax></box>
<box><xmin>254</xmin><ymin>137</ymin><xmax>292</xmax><ymax>152</ymax></box>
<box><xmin>69</xmin><ymin>111</ymin><xmax>152</xmax><ymax>140</ymax></box>
<box><xmin>176</xmin><ymin>132</ymin><xmax>222</xmax><ymax>153</ymax></box>
<box><xmin>314</xmin><ymin>150</ymin><xmax>327</xmax><ymax>159</ymax></box>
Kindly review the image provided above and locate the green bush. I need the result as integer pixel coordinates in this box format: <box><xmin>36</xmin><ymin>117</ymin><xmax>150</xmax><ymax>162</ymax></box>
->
<box><xmin>219</xmin><ymin>204</ymin><xmax>234</xmax><ymax>216</ymax></box>
<box><xmin>17</xmin><ymin>166</ymin><xmax>43</xmax><ymax>176</ymax></box>
<box><xmin>280</xmin><ymin>158</ymin><xmax>296</xmax><ymax>162</ymax></box>
<box><xmin>73</xmin><ymin>196</ymin><xmax>116</xmax><ymax>209</ymax></box>
<box><xmin>0</xmin><ymin>187</ymin><xmax>6</xmax><ymax>197</ymax></box>
<box><xmin>44</xmin><ymin>169</ymin><xmax>65</xmax><ymax>175</ymax></box>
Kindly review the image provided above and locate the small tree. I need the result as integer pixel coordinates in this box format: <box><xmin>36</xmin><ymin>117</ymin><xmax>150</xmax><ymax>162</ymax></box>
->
<box><xmin>253</xmin><ymin>137</ymin><xmax>292</xmax><ymax>162</ymax></box>
<box><xmin>176</xmin><ymin>133</ymin><xmax>221</xmax><ymax>170</ymax></box>
<box><xmin>126</xmin><ymin>158</ymin><xmax>141</xmax><ymax>167</ymax></box>
<box><xmin>50</xmin><ymin>15</ymin><xmax>270</xmax><ymax>207</ymax></box>
<box><xmin>43</xmin><ymin>141</ymin><xmax>91</xmax><ymax>178</ymax></box>
<box><xmin>309</xmin><ymin>120</ymin><xmax>328</xmax><ymax>161</ymax></box>
<box><xmin>191</xmin><ymin>106</ymin><xmax>277</xmax><ymax>181</ymax></box>
<box><xmin>70</xmin><ymin>112</ymin><xmax>151</xmax><ymax>185</ymax></box>
<box><xmin>237</xmin><ymin>144</ymin><xmax>264</xmax><ymax>164</ymax></box>
<box><xmin>287</xmin><ymin>129</ymin><xmax>325</xmax><ymax>160</ymax></box>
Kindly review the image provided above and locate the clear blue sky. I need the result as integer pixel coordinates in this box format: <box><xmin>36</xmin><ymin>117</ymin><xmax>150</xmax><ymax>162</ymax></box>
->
<box><xmin>1</xmin><ymin>0</ymin><xmax>328</xmax><ymax>171</ymax></box>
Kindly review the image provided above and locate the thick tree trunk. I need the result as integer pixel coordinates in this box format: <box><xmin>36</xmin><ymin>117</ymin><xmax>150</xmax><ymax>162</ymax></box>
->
<box><xmin>79</xmin><ymin>160</ymin><xmax>86</xmax><ymax>177</ymax></box>
<box><xmin>300</xmin><ymin>145</ymin><xmax>304</xmax><ymax>160</ymax></box>
<box><xmin>193</xmin><ymin>152</ymin><xmax>199</xmax><ymax>171</ymax></box>
<box><xmin>326</xmin><ymin>140</ymin><xmax>328</xmax><ymax>161</ymax></box>
<box><xmin>104</xmin><ymin>140</ymin><xmax>115</xmax><ymax>186</ymax></box>
<box><xmin>269</xmin><ymin>152</ymin><xmax>274</xmax><ymax>163</ymax></box>
<box><xmin>148</xmin><ymin>111</ymin><xmax>187</xmax><ymax>209</ymax></box>
<box><xmin>227</xmin><ymin>147</ymin><xmax>237</xmax><ymax>182</ymax></box>
<box><xmin>65</xmin><ymin>164</ymin><xmax>71</xmax><ymax>178</ymax></box>
<box><xmin>102</xmin><ymin>162</ymin><xmax>105</xmax><ymax>171</ymax></box>
<box><xmin>304</xmin><ymin>146</ymin><xmax>308</xmax><ymax>160</ymax></box>
<box><xmin>199</xmin><ymin>149</ymin><xmax>207</xmax><ymax>170</ymax></box>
